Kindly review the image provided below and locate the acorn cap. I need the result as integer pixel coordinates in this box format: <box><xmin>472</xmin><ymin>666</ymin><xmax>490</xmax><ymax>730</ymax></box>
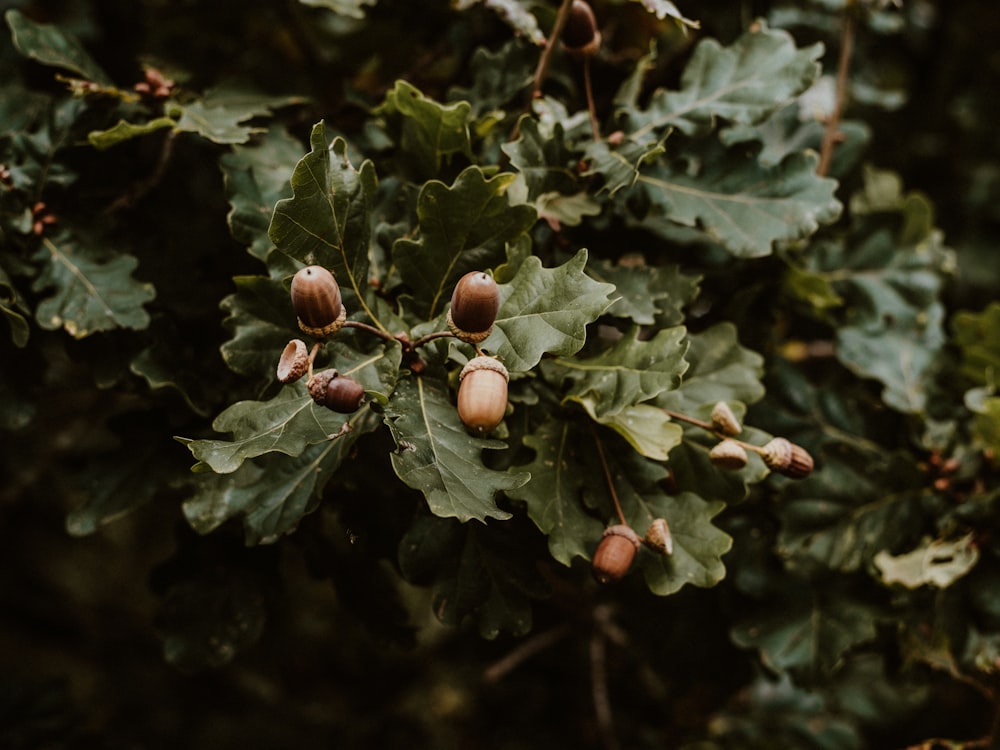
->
<box><xmin>459</xmin><ymin>356</ymin><xmax>509</xmax><ymax>383</ymax></box>
<box><xmin>277</xmin><ymin>339</ymin><xmax>310</xmax><ymax>384</ymax></box>
<box><xmin>307</xmin><ymin>368</ymin><xmax>339</xmax><ymax>405</ymax></box>
<box><xmin>644</xmin><ymin>518</ymin><xmax>673</xmax><ymax>556</ymax></box>
<box><xmin>710</xmin><ymin>401</ymin><xmax>742</xmax><ymax>436</ymax></box>
<box><xmin>710</xmin><ymin>439</ymin><xmax>749</xmax><ymax>471</ymax></box>
<box><xmin>592</xmin><ymin>525</ymin><xmax>641</xmax><ymax>584</ymax></box>
<box><xmin>761</xmin><ymin>437</ymin><xmax>815</xmax><ymax>479</ymax></box>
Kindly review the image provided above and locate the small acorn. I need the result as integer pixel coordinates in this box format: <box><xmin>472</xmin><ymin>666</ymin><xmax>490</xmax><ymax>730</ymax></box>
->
<box><xmin>324</xmin><ymin>375</ymin><xmax>366</xmax><ymax>413</ymax></box>
<box><xmin>457</xmin><ymin>356</ymin><xmax>509</xmax><ymax>434</ymax></box>
<box><xmin>761</xmin><ymin>437</ymin><xmax>814</xmax><ymax>479</ymax></box>
<box><xmin>710</xmin><ymin>401</ymin><xmax>742</xmax><ymax>436</ymax></box>
<box><xmin>644</xmin><ymin>518</ymin><xmax>673</xmax><ymax>556</ymax></box>
<box><xmin>710</xmin><ymin>439</ymin><xmax>749</xmax><ymax>471</ymax></box>
<box><xmin>592</xmin><ymin>525</ymin><xmax>641</xmax><ymax>584</ymax></box>
<box><xmin>291</xmin><ymin>265</ymin><xmax>345</xmax><ymax>337</ymax></box>
<box><xmin>276</xmin><ymin>339</ymin><xmax>309</xmax><ymax>384</ymax></box>
<box><xmin>447</xmin><ymin>271</ymin><xmax>499</xmax><ymax>344</ymax></box>
<box><xmin>562</xmin><ymin>0</ymin><xmax>601</xmax><ymax>58</ymax></box>
<box><xmin>308</xmin><ymin>368</ymin><xmax>365</xmax><ymax>413</ymax></box>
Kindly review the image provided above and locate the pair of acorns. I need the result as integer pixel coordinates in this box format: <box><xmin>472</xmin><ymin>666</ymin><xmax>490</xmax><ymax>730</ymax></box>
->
<box><xmin>277</xmin><ymin>264</ymin><xmax>510</xmax><ymax>434</ymax></box>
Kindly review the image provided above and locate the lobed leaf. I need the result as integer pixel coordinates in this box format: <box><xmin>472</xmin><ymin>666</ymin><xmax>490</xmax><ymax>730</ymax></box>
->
<box><xmin>269</xmin><ymin>121</ymin><xmax>378</xmax><ymax>315</ymax></box>
<box><xmin>5</xmin><ymin>9</ymin><xmax>111</xmax><ymax>85</ymax></box>
<box><xmin>186</xmin><ymin>342</ymin><xmax>400</xmax><ymax>474</ymax></box>
<box><xmin>951</xmin><ymin>301</ymin><xmax>1000</xmax><ymax>388</ymax></box>
<box><xmin>374</xmin><ymin>79</ymin><xmax>473</xmax><ymax>178</ymax></box>
<box><xmin>32</xmin><ymin>235</ymin><xmax>155</xmax><ymax>338</ymax></box>
<box><xmin>175</xmin><ymin>88</ymin><xmax>305</xmax><ymax>145</ymax></box>
<box><xmin>384</xmin><ymin>375</ymin><xmax>529</xmax><ymax>522</ymax></box>
<box><xmin>299</xmin><ymin>0</ymin><xmax>377</xmax><ymax>18</ymax></box>
<box><xmin>393</xmin><ymin>166</ymin><xmax>536</xmax><ymax>319</ymax></box>
<box><xmin>634</xmin><ymin>146</ymin><xmax>842</xmax><ymax>258</ymax></box>
<box><xmin>454</xmin><ymin>0</ymin><xmax>545</xmax><ymax>46</ymax></box>
<box><xmin>506</xmin><ymin>419</ymin><xmax>606</xmax><ymax>565</ymax></box>
<box><xmin>547</xmin><ymin>325</ymin><xmax>689</xmax><ymax>417</ymax></box>
<box><xmin>587</xmin><ymin>257</ymin><xmax>700</xmax><ymax>327</ymax></box>
<box><xmin>482</xmin><ymin>248</ymin><xmax>617</xmax><ymax>372</ymax></box>
<box><xmin>218</xmin><ymin>272</ymin><xmax>298</xmax><ymax>381</ymax></box>
<box><xmin>623</xmin><ymin>22</ymin><xmax>823</xmax><ymax>142</ymax></box>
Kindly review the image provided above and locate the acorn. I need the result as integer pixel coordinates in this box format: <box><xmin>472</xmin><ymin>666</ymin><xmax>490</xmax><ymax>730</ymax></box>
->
<box><xmin>308</xmin><ymin>368</ymin><xmax>365</xmax><ymax>413</ymax></box>
<box><xmin>324</xmin><ymin>375</ymin><xmax>366</xmax><ymax>413</ymax></box>
<box><xmin>276</xmin><ymin>339</ymin><xmax>309</xmax><ymax>384</ymax></box>
<box><xmin>457</xmin><ymin>356</ymin><xmax>509</xmax><ymax>434</ymax></box>
<box><xmin>761</xmin><ymin>437</ymin><xmax>814</xmax><ymax>479</ymax></box>
<box><xmin>561</xmin><ymin>0</ymin><xmax>601</xmax><ymax>58</ymax></box>
<box><xmin>710</xmin><ymin>401</ymin><xmax>742</xmax><ymax>436</ymax></box>
<box><xmin>644</xmin><ymin>518</ymin><xmax>673</xmax><ymax>557</ymax></box>
<box><xmin>710</xmin><ymin>439</ymin><xmax>749</xmax><ymax>471</ymax></box>
<box><xmin>592</xmin><ymin>525</ymin><xmax>641</xmax><ymax>584</ymax></box>
<box><xmin>447</xmin><ymin>271</ymin><xmax>499</xmax><ymax>344</ymax></box>
<box><xmin>291</xmin><ymin>265</ymin><xmax>346</xmax><ymax>337</ymax></box>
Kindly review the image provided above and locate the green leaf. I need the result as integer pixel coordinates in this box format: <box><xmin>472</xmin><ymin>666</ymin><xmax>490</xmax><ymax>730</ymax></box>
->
<box><xmin>965</xmin><ymin>389</ymin><xmax>1000</xmax><ymax>456</ymax></box>
<box><xmin>630</xmin><ymin>0</ymin><xmax>699</xmax><ymax>28</ymax></box>
<box><xmin>587</xmin><ymin>257</ymin><xmax>701</xmax><ymax>327</ymax></box>
<box><xmin>874</xmin><ymin>534</ymin><xmax>979</xmax><ymax>589</ymax></box>
<box><xmin>87</xmin><ymin>117</ymin><xmax>176</xmax><ymax>150</ymax></box>
<box><xmin>586</xmin><ymin>404</ymin><xmax>683</xmax><ymax>461</ymax></box>
<box><xmin>731</xmin><ymin>579</ymin><xmax>880</xmax><ymax>679</ymax></box>
<box><xmin>448</xmin><ymin>38</ymin><xmax>536</xmax><ymax>117</ymax></box>
<box><xmin>398</xmin><ymin>514</ymin><xmax>547</xmax><ymax>638</ymax></box>
<box><xmin>220</xmin><ymin>125</ymin><xmax>303</xmax><ymax>260</ymax></box>
<box><xmin>0</xmin><ymin>266</ymin><xmax>30</xmax><ymax>347</ymax></box>
<box><xmin>623</xmin><ymin>22</ymin><xmax>822</xmax><ymax>142</ymax></box>
<box><xmin>634</xmin><ymin>146</ymin><xmax>841</xmax><ymax>258</ymax></box>
<box><xmin>547</xmin><ymin>325</ymin><xmax>689</xmax><ymax>417</ymax></box>
<box><xmin>374</xmin><ymin>80</ymin><xmax>473</xmax><ymax>178</ymax></box>
<box><xmin>269</xmin><ymin>122</ymin><xmax>378</xmax><ymax>315</ymax></box>
<box><xmin>299</xmin><ymin>0</ymin><xmax>377</xmax><ymax>18</ymax></box>
<box><xmin>174</xmin><ymin>88</ymin><xmax>305</xmax><ymax>145</ymax></box>
<box><xmin>502</xmin><ymin>116</ymin><xmax>579</xmax><ymax>203</ymax></box>
<box><xmin>482</xmin><ymin>249</ymin><xmax>616</xmax><ymax>372</ymax></box>
<box><xmin>32</xmin><ymin>235</ymin><xmax>155</xmax><ymax>338</ymax></box>
<box><xmin>184</xmin><ymin>421</ymin><xmax>373</xmax><ymax>543</ymax></box>
<box><xmin>219</xmin><ymin>274</ymin><xmax>298</xmax><ymax>381</ymax></box>
<box><xmin>454</xmin><ymin>0</ymin><xmax>544</xmax><ymax>45</ymax></box>
<box><xmin>5</xmin><ymin>9</ymin><xmax>112</xmax><ymax>85</ymax></box>
<box><xmin>776</xmin><ymin>447</ymin><xmax>929</xmax><ymax>574</ymax></box>
<box><xmin>657</xmin><ymin>323</ymin><xmax>766</xmax><ymax>414</ymax></box>
<box><xmin>384</xmin><ymin>375</ymin><xmax>529</xmax><ymax>522</ymax></box>
<box><xmin>186</xmin><ymin>342</ymin><xmax>400</xmax><ymax>474</ymax></box>
<box><xmin>506</xmin><ymin>418</ymin><xmax>606</xmax><ymax>565</ymax></box>
<box><xmin>952</xmin><ymin>302</ymin><xmax>1000</xmax><ymax>387</ymax></box>
<box><xmin>602</xmin><ymin>450</ymin><xmax>732</xmax><ymax>594</ymax></box>
<box><xmin>393</xmin><ymin>166</ymin><xmax>536</xmax><ymax>319</ymax></box>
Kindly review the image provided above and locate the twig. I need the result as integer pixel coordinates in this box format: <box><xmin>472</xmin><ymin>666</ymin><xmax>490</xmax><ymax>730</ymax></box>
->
<box><xmin>343</xmin><ymin>319</ymin><xmax>397</xmax><ymax>344</ymax></box>
<box><xmin>817</xmin><ymin>2</ymin><xmax>856</xmax><ymax>176</ymax></box>
<box><xmin>532</xmin><ymin>0</ymin><xmax>576</xmax><ymax>100</ymax></box>
<box><xmin>583</xmin><ymin>56</ymin><xmax>601</xmax><ymax>141</ymax></box>
<box><xmin>409</xmin><ymin>330</ymin><xmax>456</xmax><ymax>349</ymax></box>
<box><xmin>105</xmin><ymin>130</ymin><xmax>177</xmax><ymax>214</ymax></box>
<box><xmin>482</xmin><ymin>624</ymin><xmax>572</xmax><ymax>684</ymax></box>
<box><xmin>590</xmin><ymin>631</ymin><xmax>620</xmax><ymax>750</ymax></box>
<box><xmin>593</xmin><ymin>431</ymin><xmax>627</xmax><ymax>526</ymax></box>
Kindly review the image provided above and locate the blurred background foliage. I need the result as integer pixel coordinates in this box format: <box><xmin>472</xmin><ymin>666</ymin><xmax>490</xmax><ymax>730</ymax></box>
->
<box><xmin>2</xmin><ymin>0</ymin><xmax>999</xmax><ymax>748</ymax></box>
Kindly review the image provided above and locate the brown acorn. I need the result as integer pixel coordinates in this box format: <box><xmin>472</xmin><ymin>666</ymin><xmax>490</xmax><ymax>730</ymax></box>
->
<box><xmin>457</xmin><ymin>356</ymin><xmax>509</xmax><ymax>434</ymax></box>
<box><xmin>592</xmin><ymin>525</ymin><xmax>641</xmax><ymax>584</ymax></box>
<box><xmin>710</xmin><ymin>439</ymin><xmax>749</xmax><ymax>471</ymax></box>
<box><xmin>761</xmin><ymin>437</ymin><xmax>814</xmax><ymax>479</ymax></box>
<box><xmin>447</xmin><ymin>271</ymin><xmax>499</xmax><ymax>344</ymax></box>
<box><xmin>561</xmin><ymin>0</ymin><xmax>601</xmax><ymax>58</ymax></box>
<box><xmin>323</xmin><ymin>375</ymin><xmax>366</xmax><ymax>413</ymax></box>
<box><xmin>291</xmin><ymin>265</ymin><xmax>345</xmax><ymax>337</ymax></box>
<box><xmin>308</xmin><ymin>368</ymin><xmax>339</xmax><ymax>405</ymax></box>
<box><xmin>276</xmin><ymin>339</ymin><xmax>309</xmax><ymax>384</ymax></box>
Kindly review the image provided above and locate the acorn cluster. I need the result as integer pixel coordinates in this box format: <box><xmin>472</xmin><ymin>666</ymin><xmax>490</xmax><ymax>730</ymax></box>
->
<box><xmin>275</xmin><ymin>265</ymin><xmax>509</xmax><ymax>434</ymax></box>
<box><xmin>590</xmin><ymin>402</ymin><xmax>816</xmax><ymax>585</ymax></box>
<box><xmin>276</xmin><ymin>265</ymin><xmax>366</xmax><ymax>414</ymax></box>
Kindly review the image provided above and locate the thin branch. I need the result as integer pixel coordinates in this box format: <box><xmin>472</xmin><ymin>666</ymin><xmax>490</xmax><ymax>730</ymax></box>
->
<box><xmin>590</xmin><ymin>631</ymin><xmax>620</xmax><ymax>750</ymax></box>
<box><xmin>593</xmin><ymin>431</ymin><xmax>627</xmax><ymax>526</ymax></box>
<box><xmin>583</xmin><ymin>56</ymin><xmax>601</xmax><ymax>141</ymax></box>
<box><xmin>532</xmin><ymin>0</ymin><xmax>575</xmax><ymax>100</ymax></box>
<box><xmin>817</xmin><ymin>3</ymin><xmax>856</xmax><ymax>176</ymax></box>
<box><xmin>482</xmin><ymin>624</ymin><xmax>572</xmax><ymax>684</ymax></box>
<box><xmin>104</xmin><ymin>130</ymin><xmax>177</xmax><ymax>214</ymax></box>
<box><xmin>343</xmin><ymin>319</ymin><xmax>397</xmax><ymax>344</ymax></box>
<box><xmin>410</xmin><ymin>330</ymin><xmax>456</xmax><ymax>349</ymax></box>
